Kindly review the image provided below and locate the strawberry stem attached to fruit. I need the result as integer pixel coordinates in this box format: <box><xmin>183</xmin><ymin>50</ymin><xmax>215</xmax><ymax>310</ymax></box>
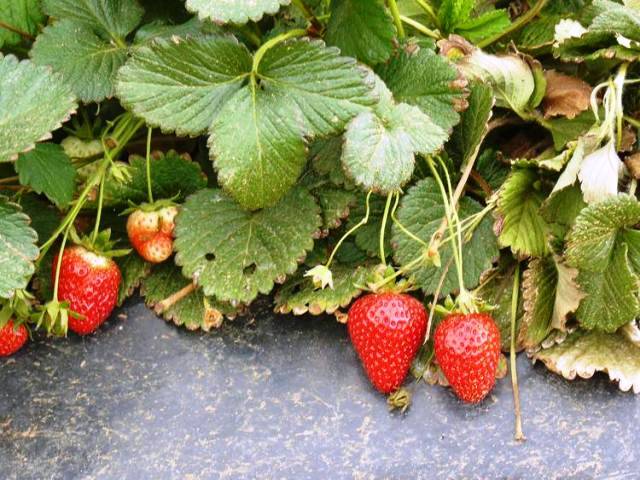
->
<box><xmin>510</xmin><ymin>262</ymin><xmax>525</xmax><ymax>442</ymax></box>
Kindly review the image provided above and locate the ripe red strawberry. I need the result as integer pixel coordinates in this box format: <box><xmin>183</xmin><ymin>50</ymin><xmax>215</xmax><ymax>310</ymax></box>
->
<box><xmin>434</xmin><ymin>312</ymin><xmax>501</xmax><ymax>403</ymax></box>
<box><xmin>126</xmin><ymin>206</ymin><xmax>178</xmax><ymax>263</ymax></box>
<box><xmin>348</xmin><ymin>293</ymin><xmax>427</xmax><ymax>394</ymax></box>
<box><xmin>0</xmin><ymin>320</ymin><xmax>28</xmax><ymax>356</ymax></box>
<box><xmin>52</xmin><ymin>245</ymin><xmax>121</xmax><ymax>336</ymax></box>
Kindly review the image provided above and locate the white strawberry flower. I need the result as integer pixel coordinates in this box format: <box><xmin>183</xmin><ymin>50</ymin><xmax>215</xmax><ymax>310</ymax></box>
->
<box><xmin>304</xmin><ymin>265</ymin><xmax>334</xmax><ymax>290</ymax></box>
<box><xmin>578</xmin><ymin>140</ymin><xmax>625</xmax><ymax>203</ymax></box>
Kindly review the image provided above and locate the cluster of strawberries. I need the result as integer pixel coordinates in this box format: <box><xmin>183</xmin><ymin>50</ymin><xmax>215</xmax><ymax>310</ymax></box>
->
<box><xmin>0</xmin><ymin>205</ymin><xmax>178</xmax><ymax>354</ymax></box>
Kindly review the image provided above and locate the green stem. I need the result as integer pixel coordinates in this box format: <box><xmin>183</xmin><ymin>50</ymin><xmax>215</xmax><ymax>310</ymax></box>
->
<box><xmin>400</xmin><ymin>15</ymin><xmax>439</xmax><ymax>39</ymax></box>
<box><xmin>369</xmin><ymin>252</ymin><xmax>427</xmax><ymax>291</ymax></box>
<box><xmin>624</xmin><ymin>115</ymin><xmax>640</xmax><ymax>129</ymax></box>
<box><xmin>379</xmin><ymin>193</ymin><xmax>393</xmax><ymax>266</ymax></box>
<box><xmin>325</xmin><ymin>191</ymin><xmax>372</xmax><ymax>269</ymax></box>
<box><xmin>91</xmin><ymin>171</ymin><xmax>107</xmax><ymax>245</ymax></box>
<box><xmin>112</xmin><ymin>35</ymin><xmax>127</xmax><ymax>49</ymax></box>
<box><xmin>477</xmin><ymin>0</ymin><xmax>548</xmax><ymax>48</ymax></box>
<box><xmin>252</xmin><ymin>29</ymin><xmax>307</xmax><ymax>75</ymax></box>
<box><xmin>145</xmin><ymin>127</ymin><xmax>154</xmax><ymax>204</ymax></box>
<box><xmin>52</xmin><ymin>226</ymin><xmax>71</xmax><ymax>302</ymax></box>
<box><xmin>414</xmin><ymin>0</ymin><xmax>439</xmax><ymax>25</ymax></box>
<box><xmin>391</xmin><ymin>192</ymin><xmax>429</xmax><ymax>248</ymax></box>
<box><xmin>510</xmin><ymin>262</ymin><xmax>525</xmax><ymax>442</ymax></box>
<box><xmin>387</xmin><ymin>0</ymin><xmax>406</xmax><ymax>39</ymax></box>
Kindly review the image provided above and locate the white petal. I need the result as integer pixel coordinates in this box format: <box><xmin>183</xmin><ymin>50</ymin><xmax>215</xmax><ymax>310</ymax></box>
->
<box><xmin>578</xmin><ymin>141</ymin><xmax>623</xmax><ymax>203</ymax></box>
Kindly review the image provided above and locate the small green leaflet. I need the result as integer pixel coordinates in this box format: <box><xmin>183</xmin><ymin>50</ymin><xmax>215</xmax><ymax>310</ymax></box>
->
<box><xmin>31</xmin><ymin>20</ymin><xmax>128</xmax><ymax>102</ymax></box>
<box><xmin>497</xmin><ymin>168</ymin><xmax>550</xmax><ymax>258</ymax></box>
<box><xmin>342</xmin><ymin>77</ymin><xmax>447</xmax><ymax>194</ymax></box>
<box><xmin>117</xmin><ymin>36</ymin><xmax>252</xmax><ymax>137</ymax></box>
<box><xmin>325</xmin><ymin>0</ymin><xmax>395</xmax><ymax>65</ymax></box>
<box><xmin>0</xmin><ymin>196</ymin><xmax>39</xmax><ymax>299</ymax></box>
<box><xmin>185</xmin><ymin>0</ymin><xmax>290</xmax><ymax>24</ymax></box>
<box><xmin>377</xmin><ymin>42</ymin><xmax>465</xmax><ymax>132</ymax></box>
<box><xmin>141</xmin><ymin>262</ymin><xmax>242</xmax><ymax>331</ymax></box>
<box><xmin>15</xmin><ymin>143</ymin><xmax>76</xmax><ymax>208</ymax></box>
<box><xmin>438</xmin><ymin>0</ymin><xmax>475</xmax><ymax>33</ymax></box>
<box><xmin>41</xmin><ymin>0</ymin><xmax>143</xmax><ymax>39</ymax></box>
<box><xmin>103</xmin><ymin>151</ymin><xmax>207</xmax><ymax>207</ymax></box>
<box><xmin>0</xmin><ymin>55</ymin><xmax>77</xmax><ymax>163</ymax></box>
<box><xmin>455</xmin><ymin>9</ymin><xmax>511</xmax><ymax>44</ymax></box>
<box><xmin>392</xmin><ymin>177</ymin><xmax>498</xmax><ymax>297</ymax></box>
<box><xmin>532</xmin><ymin>329</ymin><xmax>640</xmax><ymax>393</ymax></box>
<box><xmin>0</xmin><ymin>0</ymin><xmax>44</xmax><ymax>48</ymax></box>
<box><xmin>174</xmin><ymin>188</ymin><xmax>320</xmax><ymax>304</ymax></box>
<box><xmin>274</xmin><ymin>264</ymin><xmax>373</xmax><ymax>317</ymax></box>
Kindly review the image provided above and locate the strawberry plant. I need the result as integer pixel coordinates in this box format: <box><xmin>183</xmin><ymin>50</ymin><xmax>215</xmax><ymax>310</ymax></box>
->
<box><xmin>4</xmin><ymin>0</ymin><xmax>640</xmax><ymax>434</ymax></box>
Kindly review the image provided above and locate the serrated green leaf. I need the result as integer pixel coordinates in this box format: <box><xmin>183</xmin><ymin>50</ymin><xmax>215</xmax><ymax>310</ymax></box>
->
<box><xmin>15</xmin><ymin>143</ymin><xmax>76</xmax><ymax>208</ymax></box>
<box><xmin>185</xmin><ymin>0</ymin><xmax>289</xmax><ymax>23</ymax></box>
<box><xmin>540</xmin><ymin>185</ymin><xmax>587</xmax><ymax>241</ymax></box>
<box><xmin>497</xmin><ymin>168</ymin><xmax>550</xmax><ymax>257</ymax></box>
<box><xmin>116</xmin><ymin>254</ymin><xmax>151</xmax><ymax>306</ymax></box>
<box><xmin>18</xmin><ymin>194</ymin><xmax>60</xmax><ymax>242</ymax></box>
<box><xmin>589</xmin><ymin>0</ymin><xmax>640</xmax><ymax>40</ymax></box>
<box><xmin>210</xmin><ymin>87</ymin><xmax>307</xmax><ymax>211</ymax></box>
<box><xmin>517</xmin><ymin>15</ymin><xmax>561</xmax><ymax>52</ymax></box>
<box><xmin>174</xmin><ymin>188</ymin><xmax>320</xmax><ymax>304</ymax></box>
<box><xmin>313</xmin><ymin>186</ymin><xmax>357</xmax><ymax>231</ymax></box>
<box><xmin>474</xmin><ymin>148</ymin><xmax>509</xmax><ymax>191</ymax></box>
<box><xmin>133</xmin><ymin>17</ymin><xmax>221</xmax><ymax>44</ymax></box>
<box><xmin>325</xmin><ymin>0</ymin><xmax>395</xmax><ymax>65</ymax></box>
<box><xmin>547</xmin><ymin>110</ymin><xmax>596</xmax><ymax>150</ymax></box>
<box><xmin>565</xmin><ymin>194</ymin><xmax>640</xmax><ymax>271</ymax></box>
<box><xmin>438</xmin><ymin>0</ymin><xmax>474</xmax><ymax>33</ymax></box>
<box><xmin>310</xmin><ymin>136</ymin><xmax>350</xmax><ymax>187</ymax></box>
<box><xmin>520</xmin><ymin>256</ymin><xmax>584</xmax><ymax>349</ymax></box>
<box><xmin>455</xmin><ymin>9</ymin><xmax>511</xmax><ymax>44</ymax></box>
<box><xmin>342</xmin><ymin>101</ymin><xmax>447</xmax><ymax>194</ymax></box>
<box><xmin>346</xmin><ymin>194</ymin><xmax>391</xmax><ymax>257</ymax></box>
<box><xmin>377</xmin><ymin>43</ymin><xmax>464</xmax><ymax>132</ymax></box>
<box><xmin>0</xmin><ymin>55</ymin><xmax>77</xmax><ymax>163</ymax></box>
<box><xmin>117</xmin><ymin>36</ymin><xmax>252</xmax><ymax>137</ymax></box>
<box><xmin>103</xmin><ymin>151</ymin><xmax>207</xmax><ymax>207</ymax></box>
<box><xmin>0</xmin><ymin>196</ymin><xmax>39</xmax><ymax>299</ymax></box>
<box><xmin>0</xmin><ymin>0</ymin><xmax>44</xmax><ymax>48</ymax></box>
<box><xmin>576</xmin><ymin>243</ymin><xmax>640</xmax><ymax>332</ymax></box>
<box><xmin>392</xmin><ymin>177</ymin><xmax>498</xmax><ymax>297</ymax></box>
<box><xmin>31</xmin><ymin>20</ymin><xmax>128</xmax><ymax>103</ymax></box>
<box><xmin>448</xmin><ymin>82</ymin><xmax>493</xmax><ymax>167</ymax></box>
<box><xmin>141</xmin><ymin>262</ymin><xmax>240</xmax><ymax>331</ymax></box>
<box><xmin>459</xmin><ymin>47</ymin><xmax>536</xmax><ymax>115</ymax></box>
<box><xmin>532</xmin><ymin>329</ymin><xmax>640</xmax><ymax>393</ymax></box>
<box><xmin>42</xmin><ymin>0</ymin><xmax>143</xmax><ymax>38</ymax></box>
<box><xmin>274</xmin><ymin>264</ymin><xmax>373</xmax><ymax>316</ymax></box>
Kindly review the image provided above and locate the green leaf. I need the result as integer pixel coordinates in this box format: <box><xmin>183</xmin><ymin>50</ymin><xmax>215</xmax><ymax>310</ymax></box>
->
<box><xmin>313</xmin><ymin>186</ymin><xmax>357</xmax><ymax>232</ymax></box>
<box><xmin>455</xmin><ymin>9</ymin><xmax>511</xmax><ymax>44</ymax></box>
<box><xmin>497</xmin><ymin>168</ymin><xmax>550</xmax><ymax>257</ymax></box>
<box><xmin>0</xmin><ymin>0</ymin><xmax>44</xmax><ymax>48</ymax></box>
<box><xmin>438</xmin><ymin>0</ymin><xmax>474</xmax><ymax>33</ymax></box>
<box><xmin>392</xmin><ymin>178</ymin><xmax>498</xmax><ymax>297</ymax></box>
<box><xmin>474</xmin><ymin>148</ymin><xmax>509</xmax><ymax>191</ymax></box>
<box><xmin>458</xmin><ymin>46</ymin><xmax>536</xmax><ymax>115</ymax></box>
<box><xmin>185</xmin><ymin>0</ymin><xmax>289</xmax><ymax>23</ymax></box>
<box><xmin>31</xmin><ymin>20</ymin><xmax>128</xmax><ymax>102</ymax></box>
<box><xmin>565</xmin><ymin>194</ymin><xmax>640</xmax><ymax>271</ymax></box>
<box><xmin>377</xmin><ymin>42</ymin><xmax>465</xmax><ymax>132</ymax></box>
<box><xmin>15</xmin><ymin>143</ymin><xmax>76</xmax><ymax>208</ymax></box>
<box><xmin>448</xmin><ymin>82</ymin><xmax>494</xmax><ymax>167</ymax></box>
<box><xmin>342</xmin><ymin>96</ymin><xmax>447</xmax><ymax>194</ymax></box>
<box><xmin>116</xmin><ymin>254</ymin><xmax>151</xmax><ymax>306</ymax></box>
<box><xmin>325</xmin><ymin>0</ymin><xmax>395</xmax><ymax>65</ymax></box>
<box><xmin>517</xmin><ymin>15</ymin><xmax>561</xmax><ymax>52</ymax></box>
<box><xmin>0</xmin><ymin>55</ymin><xmax>77</xmax><ymax>163</ymax></box>
<box><xmin>0</xmin><ymin>196</ymin><xmax>39</xmax><ymax>299</ymax></box>
<box><xmin>520</xmin><ymin>256</ymin><xmax>584</xmax><ymax>349</ymax></box>
<box><xmin>540</xmin><ymin>185</ymin><xmax>587</xmax><ymax>241</ymax></box>
<box><xmin>310</xmin><ymin>136</ymin><xmax>350</xmax><ymax>187</ymax></box>
<box><xmin>141</xmin><ymin>262</ymin><xmax>241</xmax><ymax>331</ymax></box>
<box><xmin>174</xmin><ymin>188</ymin><xmax>320</xmax><ymax>304</ymax></box>
<box><xmin>117</xmin><ymin>36</ymin><xmax>252</xmax><ymax>137</ymax></box>
<box><xmin>546</xmin><ymin>110</ymin><xmax>596</xmax><ymax>150</ymax></box>
<box><xmin>18</xmin><ymin>194</ymin><xmax>60</xmax><ymax>242</ymax></box>
<box><xmin>210</xmin><ymin>87</ymin><xmax>307</xmax><ymax>211</ymax></box>
<box><xmin>532</xmin><ymin>329</ymin><xmax>640</xmax><ymax>393</ymax></box>
<box><xmin>274</xmin><ymin>264</ymin><xmax>373</xmax><ymax>316</ymax></box>
<box><xmin>103</xmin><ymin>151</ymin><xmax>207</xmax><ymax>207</ymax></box>
<box><xmin>589</xmin><ymin>0</ymin><xmax>640</xmax><ymax>40</ymax></box>
<box><xmin>42</xmin><ymin>0</ymin><xmax>143</xmax><ymax>38</ymax></box>
<box><xmin>346</xmin><ymin>194</ymin><xmax>391</xmax><ymax>257</ymax></box>
<box><xmin>575</xmin><ymin>243</ymin><xmax>640</xmax><ymax>332</ymax></box>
